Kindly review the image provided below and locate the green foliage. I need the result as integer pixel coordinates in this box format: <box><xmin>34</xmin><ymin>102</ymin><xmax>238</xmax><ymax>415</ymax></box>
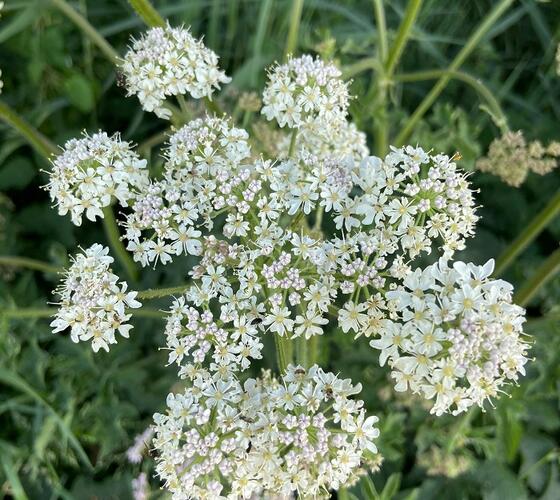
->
<box><xmin>0</xmin><ymin>0</ymin><xmax>559</xmax><ymax>498</ymax></box>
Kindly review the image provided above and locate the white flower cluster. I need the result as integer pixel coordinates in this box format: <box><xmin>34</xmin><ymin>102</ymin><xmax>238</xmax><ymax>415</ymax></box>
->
<box><xmin>46</xmin><ymin>131</ymin><xmax>148</xmax><ymax>225</ymax></box>
<box><xmin>123</xmin><ymin>116</ymin><xmax>251</xmax><ymax>267</ymax></box>
<box><xmin>121</xmin><ymin>25</ymin><xmax>230</xmax><ymax>119</ymax></box>
<box><xmin>153</xmin><ymin>365</ymin><xmax>379</xmax><ymax>499</ymax></box>
<box><xmin>50</xmin><ymin>244</ymin><xmax>141</xmax><ymax>352</ymax></box>
<box><xmin>262</xmin><ymin>55</ymin><xmax>350</xmax><ymax>133</ymax></box>
<box><xmin>370</xmin><ymin>259</ymin><xmax>529</xmax><ymax>415</ymax></box>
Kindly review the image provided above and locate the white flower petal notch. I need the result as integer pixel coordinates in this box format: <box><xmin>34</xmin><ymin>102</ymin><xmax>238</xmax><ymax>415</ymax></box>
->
<box><xmin>262</xmin><ymin>54</ymin><xmax>350</xmax><ymax>135</ymax></box>
<box><xmin>120</xmin><ymin>25</ymin><xmax>231</xmax><ymax>119</ymax></box>
<box><xmin>50</xmin><ymin>244</ymin><xmax>142</xmax><ymax>352</ymax></box>
<box><xmin>46</xmin><ymin>131</ymin><xmax>149</xmax><ymax>226</ymax></box>
<box><xmin>152</xmin><ymin>365</ymin><xmax>380</xmax><ymax>499</ymax></box>
<box><xmin>369</xmin><ymin>258</ymin><xmax>530</xmax><ymax>416</ymax></box>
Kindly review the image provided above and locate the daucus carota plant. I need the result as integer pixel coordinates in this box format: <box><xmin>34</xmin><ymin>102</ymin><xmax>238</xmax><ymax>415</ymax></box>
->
<box><xmin>0</xmin><ymin>1</ymin><xmax>542</xmax><ymax>497</ymax></box>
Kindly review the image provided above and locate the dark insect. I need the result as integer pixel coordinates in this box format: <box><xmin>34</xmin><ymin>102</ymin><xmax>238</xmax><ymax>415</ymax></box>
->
<box><xmin>325</xmin><ymin>386</ymin><xmax>334</xmax><ymax>399</ymax></box>
<box><xmin>250</xmin><ymin>316</ymin><xmax>263</xmax><ymax>325</ymax></box>
<box><xmin>116</xmin><ymin>72</ymin><xmax>127</xmax><ymax>88</ymax></box>
<box><xmin>246</xmin><ymin>441</ymin><xmax>252</xmax><ymax>453</ymax></box>
<box><xmin>295</xmin><ymin>367</ymin><xmax>306</xmax><ymax>376</ymax></box>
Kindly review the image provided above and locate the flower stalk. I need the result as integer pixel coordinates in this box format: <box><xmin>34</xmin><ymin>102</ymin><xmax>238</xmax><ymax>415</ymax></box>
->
<box><xmin>50</xmin><ymin>0</ymin><xmax>119</xmax><ymax>62</ymax></box>
<box><xmin>284</xmin><ymin>0</ymin><xmax>304</xmax><ymax>60</ymax></box>
<box><xmin>494</xmin><ymin>189</ymin><xmax>560</xmax><ymax>276</ymax></box>
<box><xmin>394</xmin><ymin>0</ymin><xmax>514</xmax><ymax>146</ymax></box>
<box><xmin>0</xmin><ymin>256</ymin><xmax>62</xmax><ymax>274</ymax></box>
<box><xmin>127</xmin><ymin>0</ymin><xmax>165</xmax><ymax>28</ymax></box>
<box><xmin>514</xmin><ymin>248</ymin><xmax>560</xmax><ymax>307</ymax></box>
<box><xmin>101</xmin><ymin>206</ymin><xmax>139</xmax><ymax>282</ymax></box>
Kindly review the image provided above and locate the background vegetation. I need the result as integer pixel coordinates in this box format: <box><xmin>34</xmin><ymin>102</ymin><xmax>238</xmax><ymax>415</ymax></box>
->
<box><xmin>0</xmin><ymin>0</ymin><xmax>559</xmax><ymax>498</ymax></box>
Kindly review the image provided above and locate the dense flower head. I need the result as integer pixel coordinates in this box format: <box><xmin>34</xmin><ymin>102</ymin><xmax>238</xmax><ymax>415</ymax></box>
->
<box><xmin>262</xmin><ymin>54</ymin><xmax>350</xmax><ymax>133</ymax></box>
<box><xmin>369</xmin><ymin>259</ymin><xmax>529</xmax><ymax>415</ymax></box>
<box><xmin>149</xmin><ymin>138</ymin><xmax>479</xmax><ymax>382</ymax></box>
<box><xmin>476</xmin><ymin>130</ymin><xmax>560</xmax><ymax>187</ymax></box>
<box><xmin>280</xmin><ymin>119</ymin><xmax>369</xmax><ymax>162</ymax></box>
<box><xmin>50</xmin><ymin>244</ymin><xmax>141</xmax><ymax>352</ymax></box>
<box><xmin>46</xmin><ymin>131</ymin><xmax>148</xmax><ymax>225</ymax></box>
<box><xmin>123</xmin><ymin>116</ymin><xmax>252</xmax><ymax>267</ymax></box>
<box><xmin>121</xmin><ymin>25</ymin><xmax>230</xmax><ymax>119</ymax></box>
<box><xmin>153</xmin><ymin>365</ymin><xmax>380</xmax><ymax>499</ymax></box>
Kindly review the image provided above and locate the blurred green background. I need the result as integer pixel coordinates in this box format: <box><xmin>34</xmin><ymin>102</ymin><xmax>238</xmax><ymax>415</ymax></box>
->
<box><xmin>0</xmin><ymin>0</ymin><xmax>559</xmax><ymax>498</ymax></box>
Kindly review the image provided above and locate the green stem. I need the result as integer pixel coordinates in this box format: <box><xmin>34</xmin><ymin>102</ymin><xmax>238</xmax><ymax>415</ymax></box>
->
<box><xmin>394</xmin><ymin>69</ymin><xmax>508</xmax><ymax>132</ymax></box>
<box><xmin>128</xmin><ymin>0</ymin><xmax>165</xmax><ymax>27</ymax></box>
<box><xmin>0</xmin><ymin>256</ymin><xmax>62</xmax><ymax>274</ymax></box>
<box><xmin>50</xmin><ymin>0</ymin><xmax>119</xmax><ymax>63</ymax></box>
<box><xmin>1</xmin><ymin>307</ymin><xmax>164</xmax><ymax>319</ymax></box>
<box><xmin>296</xmin><ymin>336</ymin><xmax>308</xmax><ymax>367</ymax></box>
<box><xmin>137</xmin><ymin>284</ymin><xmax>189</xmax><ymax>300</ymax></box>
<box><xmin>342</xmin><ymin>57</ymin><xmax>377</xmax><ymax>79</ymax></box>
<box><xmin>372</xmin><ymin>0</ymin><xmax>388</xmax><ymax>64</ymax></box>
<box><xmin>204</xmin><ymin>97</ymin><xmax>223</xmax><ymax>116</ymax></box>
<box><xmin>372</xmin><ymin>0</ymin><xmax>391</xmax><ymax>156</ymax></box>
<box><xmin>385</xmin><ymin>0</ymin><xmax>423</xmax><ymax>77</ymax></box>
<box><xmin>274</xmin><ymin>335</ymin><xmax>292</xmax><ymax>373</ymax></box>
<box><xmin>284</xmin><ymin>0</ymin><xmax>304</xmax><ymax>60</ymax></box>
<box><xmin>394</xmin><ymin>0</ymin><xmax>513</xmax><ymax>146</ymax></box>
<box><xmin>494</xmin><ymin>189</ymin><xmax>560</xmax><ymax>276</ymax></box>
<box><xmin>308</xmin><ymin>335</ymin><xmax>319</xmax><ymax>365</ymax></box>
<box><xmin>288</xmin><ymin>129</ymin><xmax>298</xmax><ymax>158</ymax></box>
<box><xmin>0</xmin><ymin>101</ymin><xmax>58</xmax><ymax>158</ymax></box>
<box><xmin>514</xmin><ymin>248</ymin><xmax>560</xmax><ymax>307</ymax></box>
<box><xmin>101</xmin><ymin>206</ymin><xmax>138</xmax><ymax>282</ymax></box>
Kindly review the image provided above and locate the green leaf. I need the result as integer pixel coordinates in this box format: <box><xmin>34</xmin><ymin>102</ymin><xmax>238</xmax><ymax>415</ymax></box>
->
<box><xmin>0</xmin><ymin>367</ymin><xmax>93</xmax><ymax>470</ymax></box>
<box><xmin>380</xmin><ymin>473</ymin><xmax>402</xmax><ymax>500</ymax></box>
<box><xmin>0</xmin><ymin>157</ymin><xmax>36</xmax><ymax>189</ymax></box>
<box><xmin>63</xmin><ymin>74</ymin><xmax>95</xmax><ymax>113</ymax></box>
<box><xmin>0</xmin><ymin>453</ymin><xmax>29</xmax><ymax>500</ymax></box>
<box><xmin>361</xmin><ymin>475</ymin><xmax>380</xmax><ymax>500</ymax></box>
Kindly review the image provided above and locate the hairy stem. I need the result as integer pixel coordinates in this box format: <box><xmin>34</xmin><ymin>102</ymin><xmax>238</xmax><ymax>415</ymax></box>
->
<box><xmin>0</xmin><ymin>256</ymin><xmax>62</xmax><ymax>274</ymax></box>
<box><xmin>101</xmin><ymin>206</ymin><xmax>138</xmax><ymax>282</ymax></box>
<box><xmin>514</xmin><ymin>248</ymin><xmax>560</xmax><ymax>307</ymax></box>
<box><xmin>284</xmin><ymin>0</ymin><xmax>304</xmax><ymax>60</ymax></box>
<box><xmin>128</xmin><ymin>0</ymin><xmax>165</xmax><ymax>27</ymax></box>
<box><xmin>385</xmin><ymin>0</ymin><xmax>423</xmax><ymax>77</ymax></box>
<box><xmin>1</xmin><ymin>307</ymin><xmax>164</xmax><ymax>319</ymax></box>
<box><xmin>50</xmin><ymin>0</ymin><xmax>119</xmax><ymax>62</ymax></box>
<box><xmin>494</xmin><ymin>189</ymin><xmax>560</xmax><ymax>276</ymax></box>
<box><xmin>296</xmin><ymin>336</ymin><xmax>308</xmax><ymax>367</ymax></box>
<box><xmin>288</xmin><ymin>129</ymin><xmax>298</xmax><ymax>158</ymax></box>
<box><xmin>394</xmin><ymin>69</ymin><xmax>508</xmax><ymax>131</ymax></box>
<box><xmin>0</xmin><ymin>101</ymin><xmax>58</xmax><ymax>158</ymax></box>
<box><xmin>137</xmin><ymin>285</ymin><xmax>190</xmax><ymax>300</ymax></box>
<box><xmin>274</xmin><ymin>335</ymin><xmax>292</xmax><ymax>373</ymax></box>
<box><xmin>394</xmin><ymin>0</ymin><xmax>513</xmax><ymax>146</ymax></box>
<box><xmin>372</xmin><ymin>0</ymin><xmax>388</xmax><ymax>64</ymax></box>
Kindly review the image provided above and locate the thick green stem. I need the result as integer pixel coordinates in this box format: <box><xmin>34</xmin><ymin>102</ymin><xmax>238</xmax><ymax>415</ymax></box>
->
<box><xmin>0</xmin><ymin>256</ymin><xmax>62</xmax><ymax>274</ymax></box>
<box><xmin>0</xmin><ymin>101</ymin><xmax>58</xmax><ymax>158</ymax></box>
<box><xmin>274</xmin><ymin>335</ymin><xmax>292</xmax><ymax>373</ymax></box>
<box><xmin>296</xmin><ymin>336</ymin><xmax>308</xmax><ymax>367</ymax></box>
<box><xmin>1</xmin><ymin>307</ymin><xmax>164</xmax><ymax>319</ymax></box>
<box><xmin>288</xmin><ymin>129</ymin><xmax>298</xmax><ymax>158</ymax></box>
<box><xmin>101</xmin><ymin>206</ymin><xmax>138</xmax><ymax>282</ymax></box>
<box><xmin>394</xmin><ymin>0</ymin><xmax>513</xmax><ymax>146</ymax></box>
<box><xmin>372</xmin><ymin>0</ymin><xmax>388</xmax><ymax>64</ymax></box>
<box><xmin>385</xmin><ymin>0</ymin><xmax>423</xmax><ymax>76</ymax></box>
<box><xmin>394</xmin><ymin>69</ymin><xmax>508</xmax><ymax>132</ymax></box>
<box><xmin>137</xmin><ymin>285</ymin><xmax>190</xmax><ymax>300</ymax></box>
<box><xmin>50</xmin><ymin>0</ymin><xmax>119</xmax><ymax>63</ymax></box>
<box><xmin>372</xmin><ymin>0</ymin><xmax>391</xmax><ymax>156</ymax></box>
<box><xmin>284</xmin><ymin>0</ymin><xmax>304</xmax><ymax>60</ymax></box>
<box><xmin>308</xmin><ymin>335</ymin><xmax>319</xmax><ymax>365</ymax></box>
<box><xmin>128</xmin><ymin>0</ymin><xmax>165</xmax><ymax>27</ymax></box>
<box><xmin>514</xmin><ymin>248</ymin><xmax>560</xmax><ymax>307</ymax></box>
<box><xmin>494</xmin><ymin>189</ymin><xmax>560</xmax><ymax>276</ymax></box>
